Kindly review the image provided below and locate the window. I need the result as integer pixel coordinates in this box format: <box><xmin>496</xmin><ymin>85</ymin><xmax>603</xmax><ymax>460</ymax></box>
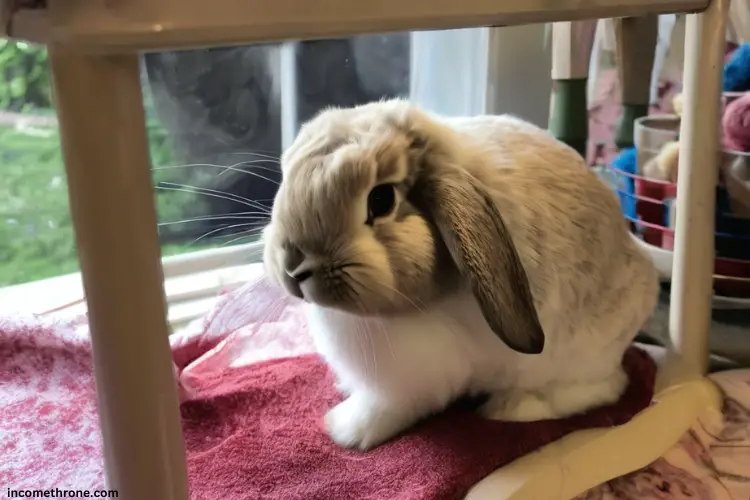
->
<box><xmin>142</xmin><ymin>35</ymin><xmax>411</xmax><ymax>253</ymax></box>
<box><xmin>0</xmin><ymin>27</ymin><xmax>552</xmax><ymax>323</ymax></box>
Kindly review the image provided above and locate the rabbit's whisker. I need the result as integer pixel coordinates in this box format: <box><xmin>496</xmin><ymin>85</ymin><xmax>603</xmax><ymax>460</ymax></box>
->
<box><xmin>154</xmin><ymin>162</ymin><xmax>280</xmax><ymax>185</ymax></box>
<box><xmin>153</xmin><ymin>158</ymin><xmax>281</xmax><ymax>179</ymax></box>
<box><xmin>373</xmin><ymin>315</ymin><xmax>396</xmax><ymax>363</ymax></box>
<box><xmin>158</xmin><ymin>213</ymin><xmax>270</xmax><ymax>227</ymax></box>
<box><xmin>349</xmin><ymin>304</ymin><xmax>371</xmax><ymax>380</ymax></box>
<box><xmin>187</xmin><ymin>222</ymin><xmax>262</xmax><ymax>246</ymax></box>
<box><xmin>340</xmin><ymin>270</ymin><xmax>376</xmax><ymax>308</ymax></box>
<box><xmin>367</xmin><ymin>277</ymin><xmax>429</xmax><ymax>316</ymax></box>
<box><xmin>227</xmin><ymin>150</ymin><xmax>282</xmax><ymax>161</ymax></box>
<box><xmin>155</xmin><ymin>183</ymin><xmax>272</xmax><ymax>213</ymax></box>
<box><xmin>348</xmin><ymin>291</ymin><xmax>380</xmax><ymax>377</ymax></box>
<box><xmin>220</xmin><ymin>229</ymin><xmax>267</xmax><ymax>248</ymax></box>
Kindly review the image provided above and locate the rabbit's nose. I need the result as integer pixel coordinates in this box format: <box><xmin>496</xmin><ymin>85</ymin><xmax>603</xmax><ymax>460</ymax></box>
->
<box><xmin>283</xmin><ymin>244</ymin><xmax>302</xmax><ymax>268</ymax></box>
<box><xmin>288</xmin><ymin>267</ymin><xmax>314</xmax><ymax>283</ymax></box>
<box><xmin>283</xmin><ymin>246</ymin><xmax>315</xmax><ymax>283</ymax></box>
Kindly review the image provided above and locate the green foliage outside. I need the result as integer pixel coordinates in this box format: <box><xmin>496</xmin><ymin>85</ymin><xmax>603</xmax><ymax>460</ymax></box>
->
<box><xmin>0</xmin><ymin>39</ymin><xmax>51</xmax><ymax>112</ymax></box>
<box><xmin>0</xmin><ymin>39</ymin><xmax>220</xmax><ymax>287</ymax></box>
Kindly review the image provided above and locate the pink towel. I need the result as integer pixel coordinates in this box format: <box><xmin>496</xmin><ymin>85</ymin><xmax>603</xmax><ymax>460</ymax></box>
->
<box><xmin>0</xmin><ymin>314</ymin><xmax>105</xmax><ymax>491</ymax></box>
<box><xmin>0</xmin><ymin>276</ymin><xmax>314</xmax><ymax>494</ymax></box>
<box><xmin>182</xmin><ymin>347</ymin><xmax>654</xmax><ymax>500</ymax></box>
<box><xmin>0</xmin><ymin>276</ymin><xmax>655</xmax><ymax>499</ymax></box>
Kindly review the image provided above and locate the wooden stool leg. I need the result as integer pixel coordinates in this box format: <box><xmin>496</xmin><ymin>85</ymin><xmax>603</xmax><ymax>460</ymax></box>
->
<box><xmin>613</xmin><ymin>15</ymin><xmax>659</xmax><ymax>150</ymax></box>
<box><xmin>729</xmin><ymin>0</ymin><xmax>750</xmax><ymax>43</ymax></box>
<box><xmin>549</xmin><ymin>20</ymin><xmax>597</xmax><ymax>158</ymax></box>
<box><xmin>669</xmin><ymin>0</ymin><xmax>729</xmax><ymax>378</ymax></box>
<box><xmin>48</xmin><ymin>47</ymin><xmax>189</xmax><ymax>500</ymax></box>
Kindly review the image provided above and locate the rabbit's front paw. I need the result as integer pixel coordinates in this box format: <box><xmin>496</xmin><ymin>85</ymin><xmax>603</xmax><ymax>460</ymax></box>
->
<box><xmin>324</xmin><ymin>392</ymin><xmax>408</xmax><ymax>451</ymax></box>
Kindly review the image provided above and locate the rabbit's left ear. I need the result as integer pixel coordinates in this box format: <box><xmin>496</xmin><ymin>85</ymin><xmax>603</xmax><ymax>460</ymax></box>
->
<box><xmin>411</xmin><ymin>156</ymin><xmax>545</xmax><ymax>355</ymax></box>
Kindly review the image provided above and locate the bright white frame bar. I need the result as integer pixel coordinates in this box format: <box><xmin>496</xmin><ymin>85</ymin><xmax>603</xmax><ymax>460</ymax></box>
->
<box><xmin>5</xmin><ymin>0</ymin><xmax>724</xmax><ymax>498</ymax></box>
<box><xmin>279</xmin><ymin>41</ymin><xmax>299</xmax><ymax>151</ymax></box>
<box><xmin>669</xmin><ymin>0</ymin><xmax>728</xmax><ymax>378</ymax></box>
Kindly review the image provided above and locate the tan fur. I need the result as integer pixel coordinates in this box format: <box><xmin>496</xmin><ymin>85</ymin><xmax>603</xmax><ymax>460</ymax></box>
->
<box><xmin>261</xmin><ymin>100</ymin><xmax>660</xmax><ymax>448</ymax></box>
<box><xmin>263</xmin><ymin>99</ymin><xmax>657</xmax><ymax>357</ymax></box>
<box><xmin>264</xmin><ymin>101</ymin><xmax>446</xmax><ymax>316</ymax></box>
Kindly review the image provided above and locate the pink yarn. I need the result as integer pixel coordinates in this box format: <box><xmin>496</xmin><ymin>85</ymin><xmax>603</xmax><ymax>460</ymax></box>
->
<box><xmin>722</xmin><ymin>92</ymin><xmax>750</xmax><ymax>152</ymax></box>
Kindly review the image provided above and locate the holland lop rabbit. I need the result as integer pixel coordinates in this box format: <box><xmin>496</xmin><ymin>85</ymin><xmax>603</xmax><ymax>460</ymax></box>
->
<box><xmin>262</xmin><ymin>99</ymin><xmax>659</xmax><ymax>450</ymax></box>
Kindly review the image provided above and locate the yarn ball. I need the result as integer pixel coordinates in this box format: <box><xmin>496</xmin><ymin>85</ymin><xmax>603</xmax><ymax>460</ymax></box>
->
<box><xmin>672</xmin><ymin>93</ymin><xmax>683</xmax><ymax>117</ymax></box>
<box><xmin>611</xmin><ymin>147</ymin><xmax>637</xmax><ymax>219</ymax></box>
<box><xmin>642</xmin><ymin>141</ymin><xmax>680</xmax><ymax>183</ymax></box>
<box><xmin>723</xmin><ymin>156</ymin><xmax>750</xmax><ymax>218</ymax></box>
<box><xmin>723</xmin><ymin>43</ymin><xmax>750</xmax><ymax>92</ymax></box>
<box><xmin>722</xmin><ymin>92</ymin><xmax>750</xmax><ymax>152</ymax></box>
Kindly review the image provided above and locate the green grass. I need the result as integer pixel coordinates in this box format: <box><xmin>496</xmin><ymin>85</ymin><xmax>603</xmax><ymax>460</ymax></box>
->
<box><xmin>0</xmin><ymin>125</ymin><xmax>77</xmax><ymax>285</ymax></box>
<box><xmin>0</xmin><ymin>44</ymin><xmax>246</xmax><ymax>287</ymax></box>
<box><xmin>0</xmin><ymin>117</ymin><xmax>223</xmax><ymax>287</ymax></box>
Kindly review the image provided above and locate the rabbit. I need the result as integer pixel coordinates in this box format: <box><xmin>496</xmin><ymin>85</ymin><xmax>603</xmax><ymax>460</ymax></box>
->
<box><xmin>261</xmin><ymin>99</ymin><xmax>659</xmax><ymax>451</ymax></box>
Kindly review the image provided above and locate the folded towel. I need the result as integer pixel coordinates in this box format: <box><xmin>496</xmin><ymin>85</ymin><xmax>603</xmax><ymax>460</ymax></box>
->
<box><xmin>181</xmin><ymin>346</ymin><xmax>656</xmax><ymax>500</ymax></box>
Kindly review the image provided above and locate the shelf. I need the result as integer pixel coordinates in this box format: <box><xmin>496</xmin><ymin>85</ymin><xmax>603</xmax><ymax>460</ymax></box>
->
<box><xmin>6</xmin><ymin>0</ymin><xmax>708</xmax><ymax>51</ymax></box>
<box><xmin>632</xmin><ymin>234</ymin><xmax>750</xmax><ymax>310</ymax></box>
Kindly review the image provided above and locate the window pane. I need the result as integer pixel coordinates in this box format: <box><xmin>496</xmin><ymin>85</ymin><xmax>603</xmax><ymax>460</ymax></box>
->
<box><xmin>143</xmin><ymin>33</ymin><xmax>411</xmax><ymax>256</ymax></box>
<box><xmin>2</xmin><ymin>30</ymin><xmax>492</xmax><ymax>287</ymax></box>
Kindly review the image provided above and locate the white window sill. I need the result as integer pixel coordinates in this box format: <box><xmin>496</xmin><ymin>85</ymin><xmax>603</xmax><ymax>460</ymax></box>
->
<box><xmin>0</xmin><ymin>241</ymin><xmax>264</xmax><ymax>331</ymax></box>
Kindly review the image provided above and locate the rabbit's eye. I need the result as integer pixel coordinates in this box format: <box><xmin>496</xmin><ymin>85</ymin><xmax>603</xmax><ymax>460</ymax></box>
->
<box><xmin>366</xmin><ymin>183</ymin><xmax>396</xmax><ymax>224</ymax></box>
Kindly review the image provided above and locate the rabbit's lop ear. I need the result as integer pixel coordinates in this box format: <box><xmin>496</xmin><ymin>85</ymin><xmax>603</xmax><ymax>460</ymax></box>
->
<box><xmin>413</xmin><ymin>160</ymin><xmax>545</xmax><ymax>355</ymax></box>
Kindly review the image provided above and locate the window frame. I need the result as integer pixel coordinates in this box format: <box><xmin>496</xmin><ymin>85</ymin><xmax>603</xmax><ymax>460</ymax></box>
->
<box><xmin>0</xmin><ymin>240</ymin><xmax>264</xmax><ymax>330</ymax></box>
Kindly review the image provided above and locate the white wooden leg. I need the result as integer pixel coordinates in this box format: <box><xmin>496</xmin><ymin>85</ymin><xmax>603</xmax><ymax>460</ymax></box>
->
<box><xmin>551</xmin><ymin>20</ymin><xmax>598</xmax><ymax>82</ymax></box>
<box><xmin>48</xmin><ymin>47</ymin><xmax>190</xmax><ymax>500</ymax></box>
<box><xmin>669</xmin><ymin>0</ymin><xmax>730</xmax><ymax>377</ymax></box>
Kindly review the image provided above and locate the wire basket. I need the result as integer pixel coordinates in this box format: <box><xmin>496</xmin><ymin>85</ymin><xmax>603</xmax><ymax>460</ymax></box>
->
<box><xmin>608</xmin><ymin>113</ymin><xmax>750</xmax><ymax>300</ymax></box>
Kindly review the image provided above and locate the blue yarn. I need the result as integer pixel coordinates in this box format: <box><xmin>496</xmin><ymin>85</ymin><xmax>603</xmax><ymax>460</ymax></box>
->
<box><xmin>611</xmin><ymin>147</ymin><xmax>637</xmax><ymax>219</ymax></box>
<box><xmin>723</xmin><ymin>43</ymin><xmax>750</xmax><ymax>92</ymax></box>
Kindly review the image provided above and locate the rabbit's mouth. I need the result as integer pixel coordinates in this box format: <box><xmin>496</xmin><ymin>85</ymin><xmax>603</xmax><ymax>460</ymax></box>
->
<box><xmin>293</xmin><ymin>262</ymin><xmax>391</xmax><ymax>316</ymax></box>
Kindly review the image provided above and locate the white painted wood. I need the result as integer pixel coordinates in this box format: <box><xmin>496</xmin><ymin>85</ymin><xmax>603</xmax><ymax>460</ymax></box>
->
<box><xmin>48</xmin><ymin>47</ymin><xmax>189</xmax><ymax>500</ymax></box>
<box><xmin>6</xmin><ymin>0</ymin><xmax>709</xmax><ymax>51</ymax></box>
<box><xmin>279</xmin><ymin>42</ymin><xmax>299</xmax><ymax>151</ymax></box>
<box><xmin>551</xmin><ymin>21</ymin><xmax>597</xmax><ymax>80</ymax></box>
<box><xmin>669</xmin><ymin>0</ymin><xmax>730</xmax><ymax>378</ymax></box>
